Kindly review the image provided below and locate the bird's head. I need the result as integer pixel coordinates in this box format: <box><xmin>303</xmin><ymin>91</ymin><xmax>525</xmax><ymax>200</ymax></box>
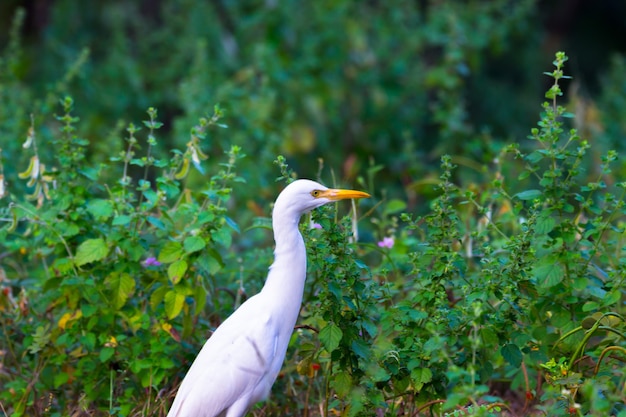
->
<box><xmin>273</xmin><ymin>179</ymin><xmax>370</xmax><ymax>218</ymax></box>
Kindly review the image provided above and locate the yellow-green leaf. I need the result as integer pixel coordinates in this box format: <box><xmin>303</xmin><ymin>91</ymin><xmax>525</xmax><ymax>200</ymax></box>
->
<box><xmin>174</xmin><ymin>157</ymin><xmax>190</xmax><ymax>180</ymax></box>
<box><xmin>168</xmin><ymin>260</ymin><xmax>188</xmax><ymax>284</ymax></box>
<box><xmin>158</xmin><ymin>241</ymin><xmax>183</xmax><ymax>264</ymax></box>
<box><xmin>105</xmin><ymin>272</ymin><xmax>135</xmax><ymax>309</ymax></box>
<box><xmin>164</xmin><ymin>289</ymin><xmax>186</xmax><ymax>319</ymax></box>
<box><xmin>150</xmin><ymin>286</ymin><xmax>168</xmax><ymax>311</ymax></box>
<box><xmin>75</xmin><ymin>238</ymin><xmax>109</xmax><ymax>266</ymax></box>
<box><xmin>410</xmin><ymin>367</ymin><xmax>433</xmax><ymax>390</ymax></box>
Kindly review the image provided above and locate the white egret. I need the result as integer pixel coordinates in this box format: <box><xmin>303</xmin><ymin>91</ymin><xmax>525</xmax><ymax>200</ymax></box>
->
<box><xmin>167</xmin><ymin>179</ymin><xmax>370</xmax><ymax>417</ymax></box>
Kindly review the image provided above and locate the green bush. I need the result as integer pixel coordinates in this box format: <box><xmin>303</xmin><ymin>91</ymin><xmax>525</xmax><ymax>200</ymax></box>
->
<box><xmin>248</xmin><ymin>52</ymin><xmax>626</xmax><ymax>416</ymax></box>
<box><xmin>0</xmin><ymin>99</ymin><xmax>246</xmax><ymax>415</ymax></box>
<box><xmin>2</xmin><ymin>3</ymin><xmax>626</xmax><ymax>415</ymax></box>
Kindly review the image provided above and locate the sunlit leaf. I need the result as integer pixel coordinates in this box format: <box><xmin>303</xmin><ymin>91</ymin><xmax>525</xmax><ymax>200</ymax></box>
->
<box><xmin>168</xmin><ymin>260</ymin><xmax>188</xmax><ymax>284</ymax></box>
<box><xmin>75</xmin><ymin>238</ymin><xmax>109</xmax><ymax>266</ymax></box>
<box><xmin>158</xmin><ymin>241</ymin><xmax>183</xmax><ymax>264</ymax></box>
<box><xmin>164</xmin><ymin>289</ymin><xmax>186</xmax><ymax>320</ymax></box>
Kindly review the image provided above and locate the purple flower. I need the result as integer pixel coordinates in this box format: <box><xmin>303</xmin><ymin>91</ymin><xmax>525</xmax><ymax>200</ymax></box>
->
<box><xmin>311</xmin><ymin>222</ymin><xmax>322</xmax><ymax>229</ymax></box>
<box><xmin>143</xmin><ymin>257</ymin><xmax>162</xmax><ymax>267</ymax></box>
<box><xmin>377</xmin><ymin>237</ymin><xmax>394</xmax><ymax>249</ymax></box>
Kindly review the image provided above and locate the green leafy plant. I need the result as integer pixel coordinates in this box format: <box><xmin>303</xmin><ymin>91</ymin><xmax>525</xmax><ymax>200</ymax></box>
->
<box><xmin>3</xmin><ymin>7</ymin><xmax>626</xmax><ymax>414</ymax></box>
<box><xmin>0</xmin><ymin>97</ymin><xmax>243</xmax><ymax>416</ymax></box>
<box><xmin>283</xmin><ymin>51</ymin><xmax>626</xmax><ymax>416</ymax></box>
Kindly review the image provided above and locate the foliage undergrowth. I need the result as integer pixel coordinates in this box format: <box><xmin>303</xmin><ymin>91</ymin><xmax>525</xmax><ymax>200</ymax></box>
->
<box><xmin>0</xmin><ymin>99</ymin><xmax>246</xmax><ymax>416</ymax></box>
<box><xmin>254</xmin><ymin>52</ymin><xmax>626</xmax><ymax>417</ymax></box>
<box><xmin>2</xmin><ymin>19</ymin><xmax>626</xmax><ymax>417</ymax></box>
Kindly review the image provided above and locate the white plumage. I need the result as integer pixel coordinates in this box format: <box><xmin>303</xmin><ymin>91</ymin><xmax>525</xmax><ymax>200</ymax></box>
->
<box><xmin>167</xmin><ymin>179</ymin><xmax>369</xmax><ymax>417</ymax></box>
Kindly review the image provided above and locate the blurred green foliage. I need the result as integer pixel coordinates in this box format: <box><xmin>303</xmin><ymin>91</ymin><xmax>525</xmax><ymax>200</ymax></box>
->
<box><xmin>2</xmin><ymin>1</ymin><xmax>625</xmax><ymax>197</ymax></box>
<box><xmin>0</xmin><ymin>0</ymin><xmax>546</xmax><ymax>196</ymax></box>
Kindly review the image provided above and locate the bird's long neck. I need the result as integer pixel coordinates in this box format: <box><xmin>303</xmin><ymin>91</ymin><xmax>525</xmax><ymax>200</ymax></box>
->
<box><xmin>262</xmin><ymin>211</ymin><xmax>307</xmax><ymax>319</ymax></box>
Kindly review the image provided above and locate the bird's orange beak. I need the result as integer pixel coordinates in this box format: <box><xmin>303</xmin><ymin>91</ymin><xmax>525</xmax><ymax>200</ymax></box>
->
<box><xmin>319</xmin><ymin>188</ymin><xmax>370</xmax><ymax>201</ymax></box>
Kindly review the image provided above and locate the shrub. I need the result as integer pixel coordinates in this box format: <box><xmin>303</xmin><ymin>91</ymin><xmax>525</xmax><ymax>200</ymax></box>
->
<box><xmin>271</xmin><ymin>52</ymin><xmax>626</xmax><ymax>416</ymax></box>
<box><xmin>0</xmin><ymin>99</ymin><xmax>245</xmax><ymax>416</ymax></box>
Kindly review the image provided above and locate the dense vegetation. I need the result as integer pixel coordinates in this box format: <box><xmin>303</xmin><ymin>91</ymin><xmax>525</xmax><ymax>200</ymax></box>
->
<box><xmin>1</xmin><ymin>2</ymin><xmax>626</xmax><ymax>416</ymax></box>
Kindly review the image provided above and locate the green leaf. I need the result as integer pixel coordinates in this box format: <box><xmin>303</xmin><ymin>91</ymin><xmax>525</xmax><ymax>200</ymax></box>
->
<box><xmin>535</xmin><ymin>214</ymin><xmax>555</xmax><ymax>235</ymax></box>
<box><xmin>501</xmin><ymin>343</ymin><xmax>522</xmax><ymax>367</ymax></box>
<box><xmin>81</xmin><ymin>333</ymin><xmax>96</xmax><ymax>351</ymax></box>
<box><xmin>100</xmin><ymin>346</ymin><xmax>115</xmax><ymax>363</ymax></box>
<box><xmin>58</xmin><ymin>221</ymin><xmax>80</xmax><ymax>237</ymax></box>
<box><xmin>354</xmin><ymin>259</ymin><xmax>369</xmax><ymax>270</ymax></box>
<box><xmin>367</xmin><ymin>363</ymin><xmax>390</xmax><ymax>383</ymax></box>
<box><xmin>524</xmin><ymin>151</ymin><xmax>544</xmax><ymax>164</ymax></box>
<box><xmin>225</xmin><ymin>216</ymin><xmax>240</xmax><ymax>233</ymax></box>
<box><xmin>168</xmin><ymin>260</ymin><xmax>188</xmax><ymax>284</ymax></box>
<box><xmin>194</xmin><ymin>284</ymin><xmax>208</xmax><ymax>316</ymax></box>
<box><xmin>158</xmin><ymin>241</ymin><xmax>183</xmax><ymax>264</ymax></box>
<box><xmin>330</xmin><ymin>370</ymin><xmax>352</xmax><ymax>398</ymax></box>
<box><xmin>411</xmin><ymin>367</ymin><xmax>433</xmax><ymax>390</ymax></box>
<box><xmin>105</xmin><ymin>272</ymin><xmax>135</xmax><ymax>309</ymax></box>
<box><xmin>52</xmin><ymin>258</ymin><xmax>74</xmax><ymax>275</ymax></box>
<box><xmin>164</xmin><ymin>289</ymin><xmax>186</xmax><ymax>319</ymax></box>
<box><xmin>534</xmin><ymin>260</ymin><xmax>564</xmax><ymax>289</ymax></box>
<box><xmin>582</xmin><ymin>301</ymin><xmax>600</xmax><ymax>312</ymax></box>
<box><xmin>183</xmin><ymin>236</ymin><xmax>206</xmax><ymax>254</ymax></box>
<box><xmin>75</xmin><ymin>238</ymin><xmax>109</xmax><ymax>266</ymax></box>
<box><xmin>150</xmin><ymin>286</ymin><xmax>169</xmax><ymax>311</ymax></box>
<box><xmin>601</xmin><ymin>289</ymin><xmax>621</xmax><ymax>307</ymax></box>
<box><xmin>351</xmin><ymin>339</ymin><xmax>370</xmax><ymax>359</ymax></box>
<box><xmin>514</xmin><ymin>189</ymin><xmax>542</xmax><ymax>200</ymax></box>
<box><xmin>142</xmin><ymin>189</ymin><xmax>158</xmax><ymax>207</ymax></box>
<box><xmin>87</xmin><ymin>199</ymin><xmax>113</xmax><ymax>220</ymax></box>
<box><xmin>28</xmin><ymin>325</ymin><xmax>51</xmax><ymax>354</ymax></box>
<box><xmin>480</xmin><ymin>327</ymin><xmax>498</xmax><ymax>347</ymax></box>
<box><xmin>319</xmin><ymin>322</ymin><xmax>343</xmax><ymax>352</ymax></box>
<box><xmin>112</xmin><ymin>215</ymin><xmax>132</xmax><ymax>226</ymax></box>
<box><xmin>53</xmin><ymin>372</ymin><xmax>69</xmax><ymax>388</ymax></box>
<box><xmin>81</xmin><ymin>304</ymin><xmax>99</xmax><ymax>317</ymax></box>
<box><xmin>147</xmin><ymin>216</ymin><xmax>166</xmax><ymax>230</ymax></box>
<box><xmin>196</xmin><ymin>248</ymin><xmax>224</xmax><ymax>274</ymax></box>
<box><xmin>213</xmin><ymin>226</ymin><xmax>232</xmax><ymax>248</ymax></box>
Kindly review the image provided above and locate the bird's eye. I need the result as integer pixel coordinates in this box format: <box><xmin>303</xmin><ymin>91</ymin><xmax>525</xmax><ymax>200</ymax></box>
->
<box><xmin>311</xmin><ymin>190</ymin><xmax>321</xmax><ymax>198</ymax></box>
